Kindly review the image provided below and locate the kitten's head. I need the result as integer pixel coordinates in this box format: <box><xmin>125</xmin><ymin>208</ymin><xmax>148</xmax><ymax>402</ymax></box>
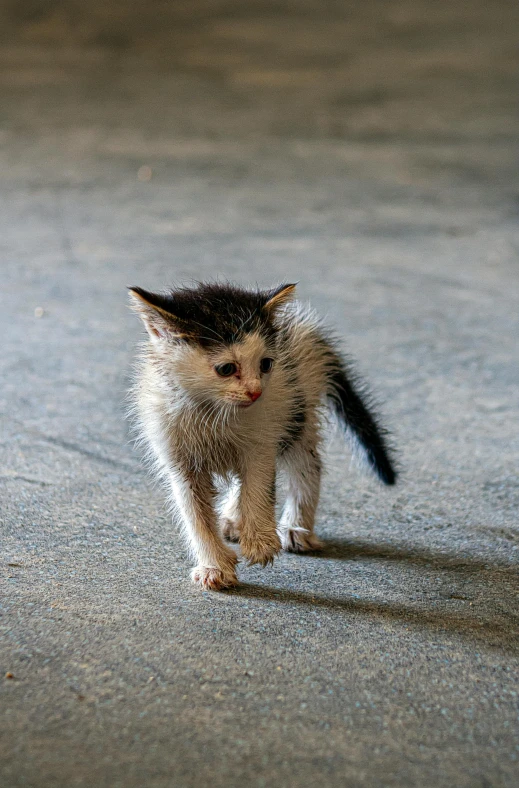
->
<box><xmin>129</xmin><ymin>282</ymin><xmax>296</xmax><ymax>408</ymax></box>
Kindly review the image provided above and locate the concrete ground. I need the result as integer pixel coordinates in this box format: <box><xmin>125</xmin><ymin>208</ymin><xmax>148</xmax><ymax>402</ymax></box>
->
<box><xmin>1</xmin><ymin>1</ymin><xmax>518</xmax><ymax>786</ymax></box>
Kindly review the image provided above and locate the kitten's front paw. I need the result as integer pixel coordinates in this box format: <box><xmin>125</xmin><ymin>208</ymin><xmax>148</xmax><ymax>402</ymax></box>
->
<box><xmin>280</xmin><ymin>528</ymin><xmax>323</xmax><ymax>553</ymax></box>
<box><xmin>240</xmin><ymin>532</ymin><xmax>281</xmax><ymax>568</ymax></box>
<box><xmin>190</xmin><ymin>565</ymin><xmax>238</xmax><ymax>591</ymax></box>
<box><xmin>221</xmin><ymin>518</ymin><xmax>240</xmax><ymax>543</ymax></box>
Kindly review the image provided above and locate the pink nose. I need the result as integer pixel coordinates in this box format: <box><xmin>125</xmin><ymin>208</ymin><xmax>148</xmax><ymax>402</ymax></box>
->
<box><xmin>247</xmin><ymin>390</ymin><xmax>262</xmax><ymax>402</ymax></box>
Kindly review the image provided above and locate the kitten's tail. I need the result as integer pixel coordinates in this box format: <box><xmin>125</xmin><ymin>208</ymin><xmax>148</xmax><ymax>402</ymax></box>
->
<box><xmin>325</xmin><ymin>355</ymin><xmax>397</xmax><ymax>486</ymax></box>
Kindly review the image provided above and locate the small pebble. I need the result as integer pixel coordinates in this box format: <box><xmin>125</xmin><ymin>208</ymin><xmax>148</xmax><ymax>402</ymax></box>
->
<box><xmin>137</xmin><ymin>165</ymin><xmax>152</xmax><ymax>182</ymax></box>
<box><xmin>34</xmin><ymin>307</ymin><xmax>44</xmax><ymax>318</ymax></box>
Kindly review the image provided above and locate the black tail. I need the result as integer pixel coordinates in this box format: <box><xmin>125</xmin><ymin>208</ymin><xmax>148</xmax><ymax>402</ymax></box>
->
<box><xmin>326</xmin><ymin>360</ymin><xmax>397</xmax><ymax>486</ymax></box>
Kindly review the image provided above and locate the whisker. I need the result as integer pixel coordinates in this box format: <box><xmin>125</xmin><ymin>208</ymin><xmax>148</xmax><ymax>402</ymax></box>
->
<box><xmin>186</xmin><ymin>319</ymin><xmax>227</xmax><ymax>344</ymax></box>
<box><xmin>233</xmin><ymin>310</ymin><xmax>257</xmax><ymax>341</ymax></box>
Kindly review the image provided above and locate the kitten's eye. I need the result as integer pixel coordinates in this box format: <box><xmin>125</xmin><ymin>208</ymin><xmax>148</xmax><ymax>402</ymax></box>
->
<box><xmin>215</xmin><ymin>362</ymin><xmax>237</xmax><ymax>377</ymax></box>
<box><xmin>260</xmin><ymin>357</ymin><xmax>274</xmax><ymax>374</ymax></box>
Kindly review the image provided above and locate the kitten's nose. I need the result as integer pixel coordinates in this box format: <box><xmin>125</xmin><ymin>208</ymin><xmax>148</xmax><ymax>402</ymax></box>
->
<box><xmin>247</xmin><ymin>390</ymin><xmax>262</xmax><ymax>402</ymax></box>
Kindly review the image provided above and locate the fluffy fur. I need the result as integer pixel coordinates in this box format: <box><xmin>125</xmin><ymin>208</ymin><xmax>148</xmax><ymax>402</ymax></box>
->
<box><xmin>128</xmin><ymin>282</ymin><xmax>396</xmax><ymax>590</ymax></box>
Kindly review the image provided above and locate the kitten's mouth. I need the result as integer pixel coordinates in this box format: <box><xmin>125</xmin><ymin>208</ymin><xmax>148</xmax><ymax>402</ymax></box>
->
<box><xmin>237</xmin><ymin>401</ymin><xmax>255</xmax><ymax>408</ymax></box>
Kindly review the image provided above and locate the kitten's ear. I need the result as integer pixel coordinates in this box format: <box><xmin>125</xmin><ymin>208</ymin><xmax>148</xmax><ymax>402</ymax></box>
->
<box><xmin>263</xmin><ymin>283</ymin><xmax>297</xmax><ymax>312</ymax></box>
<box><xmin>128</xmin><ymin>287</ymin><xmax>187</xmax><ymax>343</ymax></box>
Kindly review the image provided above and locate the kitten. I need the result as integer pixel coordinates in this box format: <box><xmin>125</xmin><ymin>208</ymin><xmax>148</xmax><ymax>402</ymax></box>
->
<box><xmin>128</xmin><ymin>282</ymin><xmax>396</xmax><ymax>591</ymax></box>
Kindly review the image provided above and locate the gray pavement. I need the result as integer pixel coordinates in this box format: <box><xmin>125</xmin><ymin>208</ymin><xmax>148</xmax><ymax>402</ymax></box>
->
<box><xmin>1</xmin><ymin>2</ymin><xmax>519</xmax><ymax>786</ymax></box>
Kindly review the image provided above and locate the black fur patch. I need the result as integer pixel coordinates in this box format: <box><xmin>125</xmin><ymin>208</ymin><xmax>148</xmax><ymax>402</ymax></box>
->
<box><xmin>278</xmin><ymin>394</ymin><xmax>306</xmax><ymax>454</ymax></box>
<box><xmin>326</xmin><ymin>353</ymin><xmax>397</xmax><ymax>485</ymax></box>
<box><xmin>130</xmin><ymin>283</ymin><xmax>281</xmax><ymax>347</ymax></box>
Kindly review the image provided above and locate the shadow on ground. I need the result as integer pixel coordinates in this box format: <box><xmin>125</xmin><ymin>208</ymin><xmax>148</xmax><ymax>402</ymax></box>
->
<box><xmin>235</xmin><ymin>545</ymin><xmax>519</xmax><ymax>654</ymax></box>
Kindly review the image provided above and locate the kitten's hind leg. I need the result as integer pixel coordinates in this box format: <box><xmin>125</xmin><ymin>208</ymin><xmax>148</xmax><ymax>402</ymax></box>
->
<box><xmin>279</xmin><ymin>443</ymin><xmax>323</xmax><ymax>553</ymax></box>
<box><xmin>219</xmin><ymin>477</ymin><xmax>241</xmax><ymax>543</ymax></box>
<box><xmin>168</xmin><ymin>467</ymin><xmax>238</xmax><ymax>590</ymax></box>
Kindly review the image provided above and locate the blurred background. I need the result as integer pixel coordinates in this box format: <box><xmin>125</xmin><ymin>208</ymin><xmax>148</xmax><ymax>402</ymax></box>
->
<box><xmin>1</xmin><ymin>2</ymin><xmax>518</xmax><ymax>787</ymax></box>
